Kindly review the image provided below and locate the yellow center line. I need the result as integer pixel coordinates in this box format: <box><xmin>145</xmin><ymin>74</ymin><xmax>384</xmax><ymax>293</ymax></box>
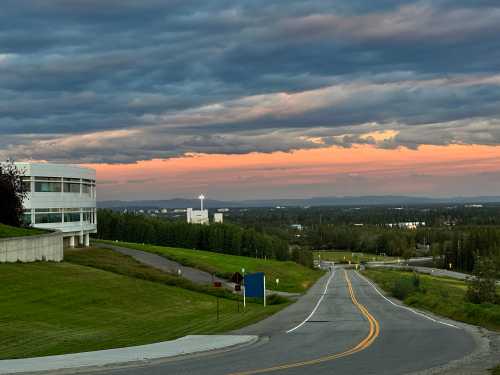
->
<box><xmin>228</xmin><ymin>270</ymin><xmax>380</xmax><ymax>375</ymax></box>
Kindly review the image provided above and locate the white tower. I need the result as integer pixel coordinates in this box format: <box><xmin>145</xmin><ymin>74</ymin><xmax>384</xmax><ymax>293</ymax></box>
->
<box><xmin>198</xmin><ymin>194</ymin><xmax>205</xmax><ymax>211</ymax></box>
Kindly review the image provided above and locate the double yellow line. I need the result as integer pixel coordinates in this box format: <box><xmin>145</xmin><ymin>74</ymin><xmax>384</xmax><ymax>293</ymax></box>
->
<box><xmin>229</xmin><ymin>270</ymin><xmax>380</xmax><ymax>375</ymax></box>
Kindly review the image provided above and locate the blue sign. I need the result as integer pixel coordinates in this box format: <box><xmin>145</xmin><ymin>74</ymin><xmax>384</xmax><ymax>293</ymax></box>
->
<box><xmin>244</xmin><ymin>272</ymin><xmax>265</xmax><ymax>298</ymax></box>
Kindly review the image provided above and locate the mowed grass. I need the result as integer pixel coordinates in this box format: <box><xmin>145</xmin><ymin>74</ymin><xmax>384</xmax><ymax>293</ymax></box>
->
<box><xmin>314</xmin><ymin>250</ymin><xmax>396</xmax><ymax>264</ymax></box>
<box><xmin>0</xmin><ymin>223</ymin><xmax>46</xmax><ymax>238</ymax></box>
<box><xmin>362</xmin><ymin>269</ymin><xmax>500</xmax><ymax>331</ymax></box>
<box><xmin>0</xmin><ymin>260</ymin><xmax>283</xmax><ymax>359</ymax></box>
<box><xmin>65</xmin><ymin>248</ymin><xmax>246</xmax><ymax>300</ymax></box>
<box><xmin>99</xmin><ymin>240</ymin><xmax>323</xmax><ymax>293</ymax></box>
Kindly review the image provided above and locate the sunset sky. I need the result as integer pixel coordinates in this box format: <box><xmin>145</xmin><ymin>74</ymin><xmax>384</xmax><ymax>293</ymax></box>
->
<box><xmin>2</xmin><ymin>1</ymin><xmax>500</xmax><ymax>200</ymax></box>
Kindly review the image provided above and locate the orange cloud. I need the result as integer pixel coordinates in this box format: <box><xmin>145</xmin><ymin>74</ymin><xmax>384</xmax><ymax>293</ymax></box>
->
<box><xmin>85</xmin><ymin>144</ymin><xmax>500</xmax><ymax>200</ymax></box>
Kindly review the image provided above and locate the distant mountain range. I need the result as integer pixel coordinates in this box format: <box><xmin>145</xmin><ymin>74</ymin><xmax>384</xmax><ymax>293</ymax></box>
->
<box><xmin>98</xmin><ymin>196</ymin><xmax>500</xmax><ymax>209</ymax></box>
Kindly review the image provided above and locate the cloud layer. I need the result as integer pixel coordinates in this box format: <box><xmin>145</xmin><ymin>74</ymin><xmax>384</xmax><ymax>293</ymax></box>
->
<box><xmin>1</xmin><ymin>0</ymin><xmax>500</xmax><ymax>163</ymax></box>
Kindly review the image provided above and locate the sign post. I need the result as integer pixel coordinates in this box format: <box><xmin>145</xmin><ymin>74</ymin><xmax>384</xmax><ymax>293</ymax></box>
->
<box><xmin>263</xmin><ymin>275</ymin><xmax>266</xmax><ymax>307</ymax></box>
<box><xmin>231</xmin><ymin>272</ymin><xmax>244</xmax><ymax>313</ymax></box>
<box><xmin>242</xmin><ymin>268</ymin><xmax>246</xmax><ymax>310</ymax></box>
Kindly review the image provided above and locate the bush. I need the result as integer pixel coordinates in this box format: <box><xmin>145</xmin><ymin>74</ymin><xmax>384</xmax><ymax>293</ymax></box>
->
<box><xmin>391</xmin><ymin>277</ymin><xmax>420</xmax><ymax>300</ymax></box>
<box><xmin>266</xmin><ymin>294</ymin><xmax>289</xmax><ymax>305</ymax></box>
<box><xmin>466</xmin><ymin>256</ymin><xmax>498</xmax><ymax>305</ymax></box>
<box><xmin>0</xmin><ymin>161</ymin><xmax>28</xmax><ymax>227</ymax></box>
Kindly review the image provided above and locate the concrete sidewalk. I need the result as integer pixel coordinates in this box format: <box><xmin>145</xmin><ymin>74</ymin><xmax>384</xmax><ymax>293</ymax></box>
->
<box><xmin>0</xmin><ymin>335</ymin><xmax>258</xmax><ymax>374</ymax></box>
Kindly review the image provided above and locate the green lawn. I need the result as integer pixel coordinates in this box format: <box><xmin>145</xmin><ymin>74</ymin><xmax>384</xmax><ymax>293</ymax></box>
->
<box><xmin>0</xmin><ymin>223</ymin><xmax>46</xmax><ymax>238</ymax></box>
<box><xmin>492</xmin><ymin>365</ymin><xmax>500</xmax><ymax>375</ymax></box>
<box><xmin>65</xmin><ymin>248</ymin><xmax>244</xmax><ymax>300</ymax></box>
<box><xmin>314</xmin><ymin>250</ymin><xmax>397</xmax><ymax>264</ymax></box>
<box><xmin>98</xmin><ymin>240</ymin><xmax>323</xmax><ymax>293</ymax></box>
<box><xmin>0</xmin><ymin>260</ymin><xmax>283</xmax><ymax>359</ymax></box>
<box><xmin>362</xmin><ymin>269</ymin><xmax>500</xmax><ymax>331</ymax></box>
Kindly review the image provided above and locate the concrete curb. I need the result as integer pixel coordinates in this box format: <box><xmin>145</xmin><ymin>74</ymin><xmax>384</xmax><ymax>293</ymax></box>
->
<box><xmin>0</xmin><ymin>335</ymin><xmax>258</xmax><ymax>374</ymax></box>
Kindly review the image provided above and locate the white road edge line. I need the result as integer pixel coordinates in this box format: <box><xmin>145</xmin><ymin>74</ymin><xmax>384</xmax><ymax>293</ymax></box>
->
<box><xmin>286</xmin><ymin>269</ymin><xmax>336</xmax><ymax>334</ymax></box>
<box><xmin>355</xmin><ymin>271</ymin><xmax>459</xmax><ymax>329</ymax></box>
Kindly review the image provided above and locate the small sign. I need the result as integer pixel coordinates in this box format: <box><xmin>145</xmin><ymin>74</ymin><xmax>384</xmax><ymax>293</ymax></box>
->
<box><xmin>213</xmin><ymin>281</ymin><xmax>222</xmax><ymax>288</ymax></box>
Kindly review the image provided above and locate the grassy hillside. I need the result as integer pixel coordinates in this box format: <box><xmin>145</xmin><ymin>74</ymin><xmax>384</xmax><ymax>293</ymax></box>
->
<box><xmin>65</xmin><ymin>248</ymin><xmax>242</xmax><ymax>300</ymax></box>
<box><xmin>99</xmin><ymin>240</ymin><xmax>323</xmax><ymax>293</ymax></box>
<box><xmin>362</xmin><ymin>269</ymin><xmax>500</xmax><ymax>331</ymax></box>
<box><xmin>0</xmin><ymin>223</ymin><xmax>46</xmax><ymax>238</ymax></box>
<box><xmin>0</xmin><ymin>260</ymin><xmax>283</xmax><ymax>359</ymax></box>
<box><xmin>314</xmin><ymin>250</ymin><xmax>396</xmax><ymax>264</ymax></box>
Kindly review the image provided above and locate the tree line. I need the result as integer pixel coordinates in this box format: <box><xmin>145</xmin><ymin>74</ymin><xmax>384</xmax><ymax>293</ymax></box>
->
<box><xmin>96</xmin><ymin>210</ymin><xmax>312</xmax><ymax>265</ymax></box>
<box><xmin>305</xmin><ymin>224</ymin><xmax>500</xmax><ymax>276</ymax></box>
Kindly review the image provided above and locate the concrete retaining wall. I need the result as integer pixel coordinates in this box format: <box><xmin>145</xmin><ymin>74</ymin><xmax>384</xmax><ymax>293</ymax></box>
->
<box><xmin>0</xmin><ymin>231</ymin><xmax>63</xmax><ymax>263</ymax></box>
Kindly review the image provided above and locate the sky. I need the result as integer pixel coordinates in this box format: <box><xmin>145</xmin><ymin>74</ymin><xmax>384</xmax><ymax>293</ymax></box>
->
<box><xmin>1</xmin><ymin>0</ymin><xmax>500</xmax><ymax>200</ymax></box>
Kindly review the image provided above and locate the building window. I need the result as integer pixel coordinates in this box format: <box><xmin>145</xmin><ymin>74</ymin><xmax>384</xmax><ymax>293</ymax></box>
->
<box><xmin>35</xmin><ymin>181</ymin><xmax>62</xmax><ymax>193</ymax></box>
<box><xmin>82</xmin><ymin>184</ymin><xmax>91</xmax><ymax>195</ymax></box>
<box><xmin>63</xmin><ymin>183</ymin><xmax>81</xmax><ymax>193</ymax></box>
<box><xmin>22</xmin><ymin>210</ymin><xmax>32</xmax><ymax>225</ymax></box>
<box><xmin>83</xmin><ymin>210</ymin><xmax>92</xmax><ymax>222</ymax></box>
<box><xmin>34</xmin><ymin>208</ymin><xmax>62</xmax><ymax>224</ymax></box>
<box><xmin>35</xmin><ymin>212</ymin><xmax>62</xmax><ymax>223</ymax></box>
<box><xmin>64</xmin><ymin>212</ymin><xmax>81</xmax><ymax>222</ymax></box>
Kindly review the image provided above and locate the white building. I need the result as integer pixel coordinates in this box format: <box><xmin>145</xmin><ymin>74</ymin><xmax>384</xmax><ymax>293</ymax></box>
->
<box><xmin>187</xmin><ymin>208</ymin><xmax>209</xmax><ymax>224</ymax></box>
<box><xmin>213</xmin><ymin>213</ymin><xmax>223</xmax><ymax>223</ymax></box>
<box><xmin>186</xmin><ymin>194</ymin><xmax>211</xmax><ymax>225</ymax></box>
<box><xmin>15</xmin><ymin>162</ymin><xmax>97</xmax><ymax>247</ymax></box>
<box><xmin>387</xmin><ymin>222</ymin><xmax>426</xmax><ymax>230</ymax></box>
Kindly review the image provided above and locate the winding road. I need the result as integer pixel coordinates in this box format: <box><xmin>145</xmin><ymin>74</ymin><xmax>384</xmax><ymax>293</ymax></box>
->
<box><xmin>86</xmin><ymin>267</ymin><xmax>477</xmax><ymax>375</ymax></box>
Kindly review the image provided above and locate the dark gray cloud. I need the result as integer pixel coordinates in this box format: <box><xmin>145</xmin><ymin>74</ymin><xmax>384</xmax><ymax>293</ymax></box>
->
<box><xmin>1</xmin><ymin>0</ymin><xmax>500</xmax><ymax>163</ymax></box>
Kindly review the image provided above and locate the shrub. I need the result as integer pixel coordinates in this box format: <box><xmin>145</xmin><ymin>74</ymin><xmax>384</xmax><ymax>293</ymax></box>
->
<box><xmin>391</xmin><ymin>277</ymin><xmax>420</xmax><ymax>300</ymax></box>
<box><xmin>266</xmin><ymin>294</ymin><xmax>289</xmax><ymax>305</ymax></box>
<box><xmin>0</xmin><ymin>161</ymin><xmax>28</xmax><ymax>227</ymax></box>
<box><xmin>466</xmin><ymin>256</ymin><xmax>498</xmax><ymax>305</ymax></box>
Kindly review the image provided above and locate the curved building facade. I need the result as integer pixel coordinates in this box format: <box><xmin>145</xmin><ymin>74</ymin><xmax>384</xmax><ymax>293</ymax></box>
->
<box><xmin>15</xmin><ymin>162</ymin><xmax>97</xmax><ymax>247</ymax></box>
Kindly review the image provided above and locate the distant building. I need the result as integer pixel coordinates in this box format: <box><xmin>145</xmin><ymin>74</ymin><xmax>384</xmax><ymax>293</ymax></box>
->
<box><xmin>217</xmin><ymin>208</ymin><xmax>230</xmax><ymax>213</ymax></box>
<box><xmin>160</xmin><ymin>208</ymin><xmax>168</xmax><ymax>214</ymax></box>
<box><xmin>387</xmin><ymin>222</ymin><xmax>426</xmax><ymax>230</ymax></box>
<box><xmin>214</xmin><ymin>213</ymin><xmax>223</xmax><ymax>223</ymax></box>
<box><xmin>290</xmin><ymin>224</ymin><xmax>303</xmax><ymax>231</ymax></box>
<box><xmin>186</xmin><ymin>208</ymin><xmax>209</xmax><ymax>225</ymax></box>
<box><xmin>15</xmin><ymin>162</ymin><xmax>97</xmax><ymax>247</ymax></box>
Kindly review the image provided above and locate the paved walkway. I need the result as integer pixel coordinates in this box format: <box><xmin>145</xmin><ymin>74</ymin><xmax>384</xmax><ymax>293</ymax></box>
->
<box><xmin>0</xmin><ymin>336</ymin><xmax>257</xmax><ymax>374</ymax></box>
<box><xmin>95</xmin><ymin>242</ymin><xmax>301</xmax><ymax>298</ymax></box>
<box><xmin>97</xmin><ymin>243</ymin><xmax>227</xmax><ymax>286</ymax></box>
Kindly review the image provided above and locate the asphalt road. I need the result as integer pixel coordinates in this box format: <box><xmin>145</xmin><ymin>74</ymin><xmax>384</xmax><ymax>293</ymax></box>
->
<box><xmin>365</xmin><ymin>263</ymin><xmax>500</xmax><ymax>286</ymax></box>
<box><xmin>86</xmin><ymin>268</ymin><xmax>476</xmax><ymax>375</ymax></box>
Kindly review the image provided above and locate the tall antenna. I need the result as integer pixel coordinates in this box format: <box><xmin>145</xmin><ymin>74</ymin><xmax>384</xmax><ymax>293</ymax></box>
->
<box><xmin>198</xmin><ymin>194</ymin><xmax>205</xmax><ymax>210</ymax></box>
